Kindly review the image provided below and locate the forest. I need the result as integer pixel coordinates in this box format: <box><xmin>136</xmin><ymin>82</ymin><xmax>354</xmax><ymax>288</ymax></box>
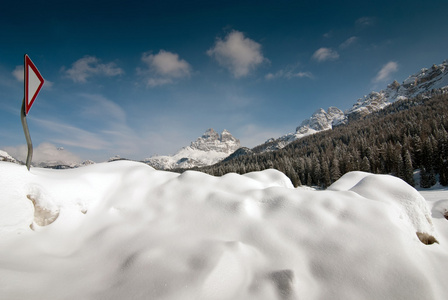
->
<box><xmin>190</xmin><ymin>92</ymin><xmax>448</xmax><ymax>188</ymax></box>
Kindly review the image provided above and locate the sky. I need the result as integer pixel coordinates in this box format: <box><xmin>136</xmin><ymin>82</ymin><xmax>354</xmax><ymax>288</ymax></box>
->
<box><xmin>1</xmin><ymin>0</ymin><xmax>447</xmax><ymax>162</ymax></box>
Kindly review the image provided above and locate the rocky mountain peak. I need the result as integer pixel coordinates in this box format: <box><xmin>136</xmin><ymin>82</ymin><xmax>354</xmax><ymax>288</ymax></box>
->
<box><xmin>144</xmin><ymin>128</ymin><xmax>241</xmax><ymax>170</ymax></box>
<box><xmin>347</xmin><ymin>60</ymin><xmax>448</xmax><ymax>119</ymax></box>
<box><xmin>297</xmin><ymin>106</ymin><xmax>345</xmax><ymax>132</ymax></box>
<box><xmin>201</xmin><ymin>128</ymin><xmax>220</xmax><ymax>140</ymax></box>
<box><xmin>190</xmin><ymin>129</ymin><xmax>240</xmax><ymax>153</ymax></box>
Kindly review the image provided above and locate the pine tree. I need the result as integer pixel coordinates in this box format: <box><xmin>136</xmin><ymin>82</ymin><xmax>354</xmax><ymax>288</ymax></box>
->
<box><xmin>330</xmin><ymin>158</ymin><xmax>341</xmax><ymax>183</ymax></box>
<box><xmin>439</xmin><ymin>161</ymin><xmax>448</xmax><ymax>186</ymax></box>
<box><xmin>403</xmin><ymin>150</ymin><xmax>415</xmax><ymax>186</ymax></box>
<box><xmin>311</xmin><ymin>155</ymin><xmax>321</xmax><ymax>186</ymax></box>
<box><xmin>360</xmin><ymin>156</ymin><xmax>371</xmax><ymax>172</ymax></box>
<box><xmin>321</xmin><ymin>159</ymin><xmax>331</xmax><ymax>187</ymax></box>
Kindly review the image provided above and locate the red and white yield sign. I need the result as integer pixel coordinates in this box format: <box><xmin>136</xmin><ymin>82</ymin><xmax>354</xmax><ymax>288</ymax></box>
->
<box><xmin>24</xmin><ymin>54</ymin><xmax>44</xmax><ymax>115</ymax></box>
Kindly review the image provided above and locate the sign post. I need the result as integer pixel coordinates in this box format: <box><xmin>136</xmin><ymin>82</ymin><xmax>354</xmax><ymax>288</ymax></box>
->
<box><xmin>21</xmin><ymin>54</ymin><xmax>44</xmax><ymax>170</ymax></box>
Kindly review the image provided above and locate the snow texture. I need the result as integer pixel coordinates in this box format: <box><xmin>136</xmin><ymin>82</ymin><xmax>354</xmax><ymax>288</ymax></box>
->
<box><xmin>1</xmin><ymin>161</ymin><xmax>447</xmax><ymax>299</ymax></box>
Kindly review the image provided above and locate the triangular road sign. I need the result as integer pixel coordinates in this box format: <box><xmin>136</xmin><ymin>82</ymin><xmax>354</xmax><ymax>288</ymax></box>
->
<box><xmin>24</xmin><ymin>54</ymin><xmax>44</xmax><ymax>115</ymax></box>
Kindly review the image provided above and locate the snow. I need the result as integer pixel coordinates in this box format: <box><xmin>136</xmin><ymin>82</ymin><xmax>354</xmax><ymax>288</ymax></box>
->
<box><xmin>1</xmin><ymin>161</ymin><xmax>448</xmax><ymax>299</ymax></box>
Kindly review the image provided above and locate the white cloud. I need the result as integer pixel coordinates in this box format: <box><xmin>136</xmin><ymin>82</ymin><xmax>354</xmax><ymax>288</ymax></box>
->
<box><xmin>32</xmin><ymin>118</ymin><xmax>110</xmax><ymax>150</ymax></box>
<box><xmin>312</xmin><ymin>47</ymin><xmax>339</xmax><ymax>62</ymax></box>
<box><xmin>373</xmin><ymin>61</ymin><xmax>398</xmax><ymax>83</ymax></box>
<box><xmin>12</xmin><ymin>65</ymin><xmax>23</xmax><ymax>82</ymax></box>
<box><xmin>339</xmin><ymin>36</ymin><xmax>358</xmax><ymax>49</ymax></box>
<box><xmin>356</xmin><ymin>16</ymin><xmax>375</xmax><ymax>27</ymax></box>
<box><xmin>323</xmin><ymin>31</ymin><xmax>333</xmax><ymax>38</ymax></box>
<box><xmin>207</xmin><ymin>30</ymin><xmax>266</xmax><ymax>78</ymax></box>
<box><xmin>27</xmin><ymin>94</ymin><xmax>148</xmax><ymax>160</ymax></box>
<box><xmin>5</xmin><ymin>142</ymin><xmax>81</xmax><ymax>164</ymax></box>
<box><xmin>64</xmin><ymin>56</ymin><xmax>123</xmax><ymax>83</ymax></box>
<box><xmin>139</xmin><ymin>50</ymin><xmax>192</xmax><ymax>87</ymax></box>
<box><xmin>265</xmin><ymin>69</ymin><xmax>313</xmax><ymax>80</ymax></box>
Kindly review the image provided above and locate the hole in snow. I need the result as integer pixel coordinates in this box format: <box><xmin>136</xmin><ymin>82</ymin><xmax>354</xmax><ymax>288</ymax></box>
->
<box><xmin>27</xmin><ymin>194</ymin><xmax>60</xmax><ymax>227</ymax></box>
<box><xmin>416</xmin><ymin>232</ymin><xmax>439</xmax><ymax>245</ymax></box>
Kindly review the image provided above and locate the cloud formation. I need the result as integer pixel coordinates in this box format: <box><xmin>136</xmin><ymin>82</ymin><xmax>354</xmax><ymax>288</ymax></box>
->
<box><xmin>64</xmin><ymin>56</ymin><xmax>124</xmax><ymax>83</ymax></box>
<box><xmin>207</xmin><ymin>30</ymin><xmax>266</xmax><ymax>78</ymax></box>
<box><xmin>5</xmin><ymin>142</ymin><xmax>81</xmax><ymax>164</ymax></box>
<box><xmin>373</xmin><ymin>61</ymin><xmax>398</xmax><ymax>83</ymax></box>
<box><xmin>139</xmin><ymin>50</ymin><xmax>192</xmax><ymax>87</ymax></box>
<box><xmin>12</xmin><ymin>65</ymin><xmax>23</xmax><ymax>82</ymax></box>
<box><xmin>356</xmin><ymin>16</ymin><xmax>376</xmax><ymax>27</ymax></box>
<box><xmin>339</xmin><ymin>36</ymin><xmax>358</xmax><ymax>49</ymax></box>
<box><xmin>312</xmin><ymin>47</ymin><xmax>339</xmax><ymax>62</ymax></box>
<box><xmin>265</xmin><ymin>68</ymin><xmax>313</xmax><ymax>80</ymax></box>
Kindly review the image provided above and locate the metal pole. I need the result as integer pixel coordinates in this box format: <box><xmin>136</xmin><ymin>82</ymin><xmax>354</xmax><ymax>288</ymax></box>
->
<box><xmin>20</xmin><ymin>98</ymin><xmax>33</xmax><ymax>170</ymax></box>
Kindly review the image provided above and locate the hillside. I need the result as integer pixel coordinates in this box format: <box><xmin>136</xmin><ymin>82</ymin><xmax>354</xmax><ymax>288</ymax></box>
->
<box><xmin>198</xmin><ymin>92</ymin><xmax>448</xmax><ymax>188</ymax></box>
<box><xmin>256</xmin><ymin>60</ymin><xmax>448</xmax><ymax>152</ymax></box>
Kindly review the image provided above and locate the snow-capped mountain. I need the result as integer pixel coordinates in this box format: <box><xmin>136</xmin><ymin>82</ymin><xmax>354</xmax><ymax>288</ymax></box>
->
<box><xmin>347</xmin><ymin>61</ymin><xmax>448</xmax><ymax>118</ymax></box>
<box><xmin>144</xmin><ymin>128</ymin><xmax>241</xmax><ymax>169</ymax></box>
<box><xmin>255</xmin><ymin>107</ymin><xmax>346</xmax><ymax>152</ymax></box>
<box><xmin>0</xmin><ymin>150</ymin><xmax>19</xmax><ymax>164</ymax></box>
<box><xmin>0</xmin><ymin>148</ymin><xmax>94</xmax><ymax>169</ymax></box>
<box><xmin>257</xmin><ymin>60</ymin><xmax>448</xmax><ymax>152</ymax></box>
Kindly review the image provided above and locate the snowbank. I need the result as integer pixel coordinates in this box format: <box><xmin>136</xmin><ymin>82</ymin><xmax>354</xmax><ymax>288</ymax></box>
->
<box><xmin>0</xmin><ymin>161</ymin><xmax>447</xmax><ymax>299</ymax></box>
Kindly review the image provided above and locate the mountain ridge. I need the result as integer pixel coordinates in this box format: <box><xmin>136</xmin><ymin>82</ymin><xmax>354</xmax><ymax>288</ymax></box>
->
<box><xmin>255</xmin><ymin>60</ymin><xmax>448</xmax><ymax>152</ymax></box>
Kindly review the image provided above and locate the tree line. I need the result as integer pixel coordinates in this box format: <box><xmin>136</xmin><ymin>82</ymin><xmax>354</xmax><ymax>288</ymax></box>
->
<box><xmin>188</xmin><ymin>92</ymin><xmax>448</xmax><ymax>188</ymax></box>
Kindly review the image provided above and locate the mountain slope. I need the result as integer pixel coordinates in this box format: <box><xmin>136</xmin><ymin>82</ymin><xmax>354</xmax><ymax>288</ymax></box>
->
<box><xmin>200</xmin><ymin>93</ymin><xmax>448</xmax><ymax>188</ymax></box>
<box><xmin>257</xmin><ymin>60</ymin><xmax>448</xmax><ymax>152</ymax></box>
<box><xmin>0</xmin><ymin>150</ymin><xmax>19</xmax><ymax>164</ymax></box>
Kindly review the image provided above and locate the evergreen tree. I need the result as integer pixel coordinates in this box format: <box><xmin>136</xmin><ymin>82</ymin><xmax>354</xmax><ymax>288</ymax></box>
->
<box><xmin>360</xmin><ymin>156</ymin><xmax>371</xmax><ymax>172</ymax></box>
<box><xmin>321</xmin><ymin>159</ymin><xmax>331</xmax><ymax>187</ymax></box>
<box><xmin>330</xmin><ymin>158</ymin><xmax>341</xmax><ymax>183</ymax></box>
<box><xmin>402</xmin><ymin>150</ymin><xmax>415</xmax><ymax>186</ymax></box>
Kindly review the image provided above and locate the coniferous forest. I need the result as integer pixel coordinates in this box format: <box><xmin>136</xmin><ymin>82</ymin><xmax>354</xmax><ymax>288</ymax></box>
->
<box><xmin>191</xmin><ymin>92</ymin><xmax>448</xmax><ymax>188</ymax></box>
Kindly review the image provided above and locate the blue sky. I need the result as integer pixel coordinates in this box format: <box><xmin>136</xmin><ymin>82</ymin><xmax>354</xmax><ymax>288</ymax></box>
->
<box><xmin>1</xmin><ymin>0</ymin><xmax>447</xmax><ymax>162</ymax></box>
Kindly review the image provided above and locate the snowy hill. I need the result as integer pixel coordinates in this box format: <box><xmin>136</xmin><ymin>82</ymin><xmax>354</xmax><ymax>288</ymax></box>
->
<box><xmin>258</xmin><ymin>60</ymin><xmax>448</xmax><ymax>152</ymax></box>
<box><xmin>0</xmin><ymin>150</ymin><xmax>19</xmax><ymax>164</ymax></box>
<box><xmin>1</xmin><ymin>160</ymin><xmax>447</xmax><ymax>299</ymax></box>
<box><xmin>144</xmin><ymin>128</ymin><xmax>241</xmax><ymax>169</ymax></box>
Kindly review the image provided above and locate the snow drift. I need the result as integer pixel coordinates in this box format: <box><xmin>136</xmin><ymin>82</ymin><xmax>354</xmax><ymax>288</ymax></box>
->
<box><xmin>0</xmin><ymin>161</ymin><xmax>447</xmax><ymax>300</ymax></box>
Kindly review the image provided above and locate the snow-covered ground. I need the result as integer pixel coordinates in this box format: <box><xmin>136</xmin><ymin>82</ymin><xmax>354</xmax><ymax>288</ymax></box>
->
<box><xmin>1</xmin><ymin>161</ymin><xmax>447</xmax><ymax>300</ymax></box>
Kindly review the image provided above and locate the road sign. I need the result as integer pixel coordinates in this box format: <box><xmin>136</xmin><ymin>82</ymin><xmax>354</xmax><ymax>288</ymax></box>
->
<box><xmin>24</xmin><ymin>54</ymin><xmax>44</xmax><ymax>115</ymax></box>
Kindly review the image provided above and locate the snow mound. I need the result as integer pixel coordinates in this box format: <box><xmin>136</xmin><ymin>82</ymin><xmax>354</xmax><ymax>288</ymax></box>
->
<box><xmin>328</xmin><ymin>171</ymin><xmax>437</xmax><ymax>242</ymax></box>
<box><xmin>0</xmin><ymin>161</ymin><xmax>447</xmax><ymax>300</ymax></box>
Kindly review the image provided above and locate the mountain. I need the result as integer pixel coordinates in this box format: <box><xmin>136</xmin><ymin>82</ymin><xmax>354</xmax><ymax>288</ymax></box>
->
<box><xmin>254</xmin><ymin>107</ymin><xmax>346</xmax><ymax>152</ymax></box>
<box><xmin>256</xmin><ymin>60</ymin><xmax>448</xmax><ymax>152</ymax></box>
<box><xmin>347</xmin><ymin>61</ymin><xmax>448</xmax><ymax>119</ymax></box>
<box><xmin>0</xmin><ymin>150</ymin><xmax>19</xmax><ymax>164</ymax></box>
<box><xmin>144</xmin><ymin>128</ymin><xmax>241</xmax><ymax>169</ymax></box>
